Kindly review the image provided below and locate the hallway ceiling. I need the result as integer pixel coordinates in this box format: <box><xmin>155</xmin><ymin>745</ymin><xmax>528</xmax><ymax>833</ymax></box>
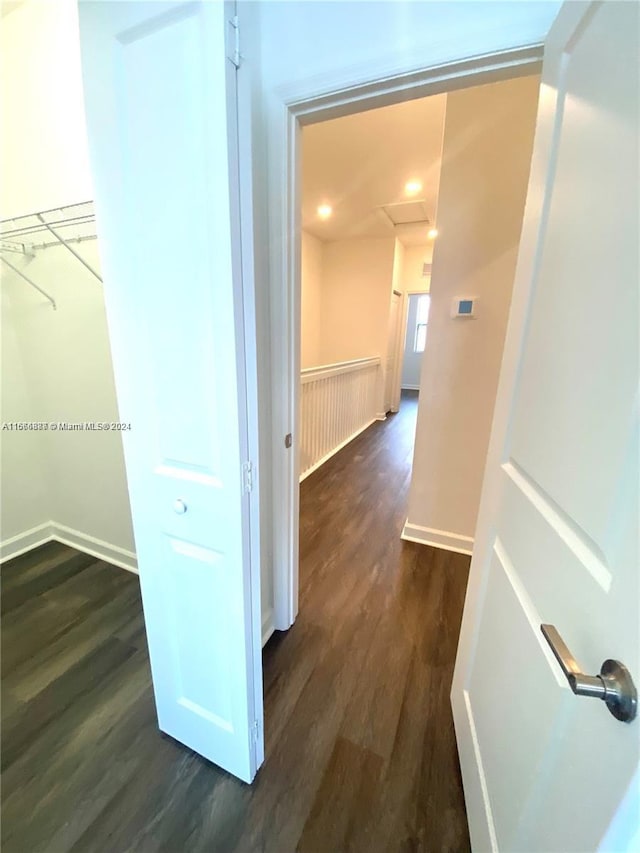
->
<box><xmin>302</xmin><ymin>94</ymin><xmax>446</xmax><ymax>247</ymax></box>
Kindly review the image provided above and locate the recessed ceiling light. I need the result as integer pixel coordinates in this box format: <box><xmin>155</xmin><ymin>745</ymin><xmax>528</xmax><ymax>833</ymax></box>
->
<box><xmin>317</xmin><ymin>204</ymin><xmax>333</xmax><ymax>219</ymax></box>
<box><xmin>428</xmin><ymin>228</ymin><xmax>438</xmax><ymax>239</ymax></box>
<box><xmin>405</xmin><ymin>180</ymin><xmax>422</xmax><ymax>195</ymax></box>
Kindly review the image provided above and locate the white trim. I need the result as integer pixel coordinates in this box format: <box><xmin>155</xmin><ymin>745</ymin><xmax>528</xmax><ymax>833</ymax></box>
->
<box><xmin>375</xmin><ymin>412</ymin><xmax>387</xmax><ymax>421</ymax></box>
<box><xmin>0</xmin><ymin>521</ymin><xmax>278</xmax><ymax>660</ymax></box>
<box><xmin>401</xmin><ymin>520</ymin><xmax>474</xmax><ymax>556</ymax></box>
<box><xmin>300</xmin><ymin>417</ymin><xmax>376</xmax><ymax>483</ymax></box>
<box><xmin>0</xmin><ymin>522</ymin><xmax>54</xmax><ymax>563</ymax></box>
<box><xmin>398</xmin><ymin>288</ymin><xmax>429</xmax><ymax>398</ymax></box>
<box><xmin>453</xmin><ymin>689</ymin><xmax>498</xmax><ymax>852</ymax></box>
<box><xmin>50</xmin><ymin>523</ymin><xmax>138</xmax><ymax>574</ymax></box>
<box><xmin>301</xmin><ymin>356</ymin><xmax>380</xmax><ymax>383</ymax></box>
<box><xmin>271</xmin><ymin>42</ymin><xmax>545</xmax><ymax>631</ymax></box>
<box><xmin>1</xmin><ymin>520</ymin><xmax>138</xmax><ymax>573</ymax></box>
<box><xmin>261</xmin><ymin>606</ymin><xmax>275</xmax><ymax>647</ymax></box>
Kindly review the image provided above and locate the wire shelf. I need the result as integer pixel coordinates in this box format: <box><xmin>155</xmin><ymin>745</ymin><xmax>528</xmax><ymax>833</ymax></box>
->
<box><xmin>0</xmin><ymin>201</ymin><xmax>102</xmax><ymax>305</ymax></box>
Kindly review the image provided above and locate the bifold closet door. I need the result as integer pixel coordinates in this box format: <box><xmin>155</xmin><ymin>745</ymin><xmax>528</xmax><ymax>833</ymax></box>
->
<box><xmin>78</xmin><ymin>0</ymin><xmax>264</xmax><ymax>783</ymax></box>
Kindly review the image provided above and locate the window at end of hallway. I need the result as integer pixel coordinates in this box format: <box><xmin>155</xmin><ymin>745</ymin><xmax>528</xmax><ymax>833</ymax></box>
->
<box><xmin>414</xmin><ymin>294</ymin><xmax>431</xmax><ymax>353</ymax></box>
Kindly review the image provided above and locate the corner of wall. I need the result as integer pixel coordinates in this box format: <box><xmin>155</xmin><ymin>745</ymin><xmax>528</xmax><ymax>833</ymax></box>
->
<box><xmin>401</xmin><ymin>519</ymin><xmax>474</xmax><ymax>556</ymax></box>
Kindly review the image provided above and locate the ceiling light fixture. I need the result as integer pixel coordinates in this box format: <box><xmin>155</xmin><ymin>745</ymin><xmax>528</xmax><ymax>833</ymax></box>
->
<box><xmin>428</xmin><ymin>228</ymin><xmax>438</xmax><ymax>239</ymax></box>
<box><xmin>405</xmin><ymin>180</ymin><xmax>422</xmax><ymax>195</ymax></box>
<box><xmin>317</xmin><ymin>204</ymin><xmax>333</xmax><ymax>219</ymax></box>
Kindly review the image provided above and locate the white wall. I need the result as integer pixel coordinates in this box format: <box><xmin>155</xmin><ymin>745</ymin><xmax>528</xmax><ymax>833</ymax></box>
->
<box><xmin>0</xmin><ymin>0</ymin><xmax>93</xmax><ymax>218</ymax></box>
<box><xmin>257</xmin><ymin>2</ymin><xmax>559</xmax><ymax>93</ymax></box>
<box><xmin>300</xmin><ymin>231</ymin><xmax>323</xmax><ymax>368</ymax></box>
<box><xmin>403</xmin><ymin>75</ymin><xmax>540</xmax><ymax>552</ymax></box>
<box><xmin>0</xmin><ymin>285</ymin><xmax>49</xmax><ymax>545</ymax></box>
<box><xmin>319</xmin><ymin>236</ymin><xmax>396</xmax><ymax>364</ymax></box>
<box><xmin>1</xmin><ymin>245</ymin><xmax>136</xmax><ymax>562</ymax></box>
<box><xmin>0</xmin><ymin>0</ymin><xmax>134</xmax><ymax>565</ymax></box>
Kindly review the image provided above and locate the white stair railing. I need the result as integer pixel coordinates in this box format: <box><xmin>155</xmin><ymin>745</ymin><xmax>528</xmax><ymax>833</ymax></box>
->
<box><xmin>300</xmin><ymin>356</ymin><xmax>382</xmax><ymax>480</ymax></box>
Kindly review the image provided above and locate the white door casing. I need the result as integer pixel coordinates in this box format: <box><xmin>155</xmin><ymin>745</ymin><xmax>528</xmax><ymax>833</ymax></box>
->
<box><xmin>401</xmin><ymin>292</ymin><xmax>430</xmax><ymax>391</ymax></box>
<box><xmin>78</xmin><ymin>0</ymin><xmax>264</xmax><ymax>783</ymax></box>
<box><xmin>384</xmin><ymin>289</ymin><xmax>403</xmax><ymax>413</ymax></box>
<box><xmin>272</xmin><ymin>44</ymin><xmax>545</xmax><ymax>630</ymax></box>
<box><xmin>452</xmin><ymin>3</ymin><xmax>639</xmax><ymax>850</ymax></box>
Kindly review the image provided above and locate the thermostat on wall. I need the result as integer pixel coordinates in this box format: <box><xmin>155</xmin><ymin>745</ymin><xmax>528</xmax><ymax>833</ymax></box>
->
<box><xmin>452</xmin><ymin>297</ymin><xmax>476</xmax><ymax>318</ymax></box>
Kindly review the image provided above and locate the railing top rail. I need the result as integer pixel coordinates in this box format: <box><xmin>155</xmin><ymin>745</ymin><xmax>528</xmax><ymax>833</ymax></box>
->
<box><xmin>301</xmin><ymin>356</ymin><xmax>381</xmax><ymax>384</ymax></box>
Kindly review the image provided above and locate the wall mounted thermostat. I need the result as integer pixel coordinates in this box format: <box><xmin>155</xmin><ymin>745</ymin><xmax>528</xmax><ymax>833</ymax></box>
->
<box><xmin>452</xmin><ymin>297</ymin><xmax>476</xmax><ymax>318</ymax></box>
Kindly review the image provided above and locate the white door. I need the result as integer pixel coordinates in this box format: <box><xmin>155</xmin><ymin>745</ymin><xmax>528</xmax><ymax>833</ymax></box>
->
<box><xmin>452</xmin><ymin>2</ymin><xmax>639</xmax><ymax>850</ymax></box>
<box><xmin>384</xmin><ymin>290</ymin><xmax>403</xmax><ymax>413</ymax></box>
<box><xmin>78</xmin><ymin>1</ymin><xmax>263</xmax><ymax>783</ymax></box>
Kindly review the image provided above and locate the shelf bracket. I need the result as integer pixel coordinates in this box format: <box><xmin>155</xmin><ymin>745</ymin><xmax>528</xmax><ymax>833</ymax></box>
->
<box><xmin>0</xmin><ymin>240</ymin><xmax>35</xmax><ymax>258</ymax></box>
<box><xmin>36</xmin><ymin>214</ymin><xmax>103</xmax><ymax>284</ymax></box>
<box><xmin>1</xmin><ymin>256</ymin><xmax>56</xmax><ymax>310</ymax></box>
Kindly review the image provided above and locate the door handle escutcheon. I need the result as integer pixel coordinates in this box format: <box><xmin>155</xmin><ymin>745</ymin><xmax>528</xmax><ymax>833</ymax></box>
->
<box><xmin>541</xmin><ymin>624</ymin><xmax>637</xmax><ymax>723</ymax></box>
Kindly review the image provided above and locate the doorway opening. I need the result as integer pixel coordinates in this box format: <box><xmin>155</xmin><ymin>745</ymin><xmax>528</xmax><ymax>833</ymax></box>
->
<box><xmin>269</xmin><ymin>47</ymin><xmax>545</xmax><ymax>630</ymax></box>
<box><xmin>401</xmin><ymin>292</ymin><xmax>430</xmax><ymax>394</ymax></box>
<box><xmin>285</xmin><ymin>70</ymin><xmax>542</xmax><ymax>628</ymax></box>
<box><xmin>297</xmin><ymin>92</ymin><xmax>445</xmax><ymax>484</ymax></box>
<box><xmin>263</xmin><ymin>69</ymin><xmax>542</xmax><ymax>846</ymax></box>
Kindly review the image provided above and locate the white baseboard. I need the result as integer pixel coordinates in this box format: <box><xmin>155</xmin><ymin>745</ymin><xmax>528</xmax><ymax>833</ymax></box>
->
<box><xmin>401</xmin><ymin>520</ymin><xmax>474</xmax><ymax>556</ymax></box>
<box><xmin>401</xmin><ymin>384</ymin><xmax>420</xmax><ymax>391</ymax></box>
<box><xmin>300</xmin><ymin>418</ymin><xmax>377</xmax><ymax>482</ymax></box>
<box><xmin>51</xmin><ymin>523</ymin><xmax>138</xmax><ymax>574</ymax></box>
<box><xmin>1</xmin><ymin>520</ymin><xmax>138</xmax><ymax>574</ymax></box>
<box><xmin>375</xmin><ymin>412</ymin><xmax>387</xmax><ymax>421</ymax></box>
<box><xmin>0</xmin><ymin>522</ymin><xmax>54</xmax><ymax>563</ymax></box>
<box><xmin>261</xmin><ymin>606</ymin><xmax>275</xmax><ymax>647</ymax></box>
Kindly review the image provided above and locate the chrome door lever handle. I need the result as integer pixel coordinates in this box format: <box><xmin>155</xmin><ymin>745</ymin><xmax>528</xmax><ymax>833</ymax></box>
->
<box><xmin>541</xmin><ymin>624</ymin><xmax>637</xmax><ymax>723</ymax></box>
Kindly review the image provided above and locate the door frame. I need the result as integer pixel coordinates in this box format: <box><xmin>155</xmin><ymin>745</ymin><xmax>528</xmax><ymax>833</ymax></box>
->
<box><xmin>385</xmin><ymin>288</ymin><xmax>404</xmax><ymax>414</ymax></box>
<box><xmin>399</xmin><ymin>288</ymin><xmax>431</xmax><ymax>393</ymax></box>
<box><xmin>269</xmin><ymin>44</ymin><xmax>545</xmax><ymax>629</ymax></box>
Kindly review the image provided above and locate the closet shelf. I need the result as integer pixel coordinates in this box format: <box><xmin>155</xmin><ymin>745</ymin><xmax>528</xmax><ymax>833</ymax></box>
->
<box><xmin>0</xmin><ymin>202</ymin><xmax>102</xmax><ymax>301</ymax></box>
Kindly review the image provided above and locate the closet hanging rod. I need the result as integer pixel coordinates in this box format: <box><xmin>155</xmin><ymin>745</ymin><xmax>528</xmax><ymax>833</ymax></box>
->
<box><xmin>1</xmin><ymin>257</ymin><xmax>56</xmax><ymax>311</ymax></box>
<box><xmin>36</xmin><ymin>214</ymin><xmax>103</xmax><ymax>284</ymax></box>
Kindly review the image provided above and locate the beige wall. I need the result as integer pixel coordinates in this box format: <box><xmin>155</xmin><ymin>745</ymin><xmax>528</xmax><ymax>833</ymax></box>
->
<box><xmin>319</xmin><ymin>237</ymin><xmax>396</xmax><ymax>364</ymax></box>
<box><xmin>300</xmin><ymin>231</ymin><xmax>323</xmax><ymax>368</ymax></box>
<box><xmin>400</xmin><ymin>244</ymin><xmax>432</xmax><ymax>294</ymax></box>
<box><xmin>300</xmin><ymin>234</ymin><xmax>397</xmax><ymax>368</ymax></box>
<box><xmin>405</xmin><ymin>75</ymin><xmax>540</xmax><ymax>547</ymax></box>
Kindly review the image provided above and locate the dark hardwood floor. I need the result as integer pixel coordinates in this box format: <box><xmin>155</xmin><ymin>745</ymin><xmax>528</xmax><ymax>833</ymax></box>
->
<box><xmin>1</xmin><ymin>392</ymin><xmax>471</xmax><ymax>852</ymax></box>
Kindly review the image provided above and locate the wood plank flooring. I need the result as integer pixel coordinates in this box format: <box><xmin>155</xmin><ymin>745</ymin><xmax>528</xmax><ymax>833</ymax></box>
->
<box><xmin>1</xmin><ymin>392</ymin><xmax>471</xmax><ymax>852</ymax></box>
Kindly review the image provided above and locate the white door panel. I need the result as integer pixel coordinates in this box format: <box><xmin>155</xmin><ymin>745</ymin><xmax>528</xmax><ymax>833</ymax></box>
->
<box><xmin>467</xmin><ymin>545</ymin><xmax>570</xmax><ymax>849</ymax></box>
<box><xmin>453</xmin><ymin>2</ymin><xmax>638</xmax><ymax>850</ymax></box>
<box><xmin>78</xmin><ymin>0</ymin><xmax>263</xmax><ymax>783</ymax></box>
